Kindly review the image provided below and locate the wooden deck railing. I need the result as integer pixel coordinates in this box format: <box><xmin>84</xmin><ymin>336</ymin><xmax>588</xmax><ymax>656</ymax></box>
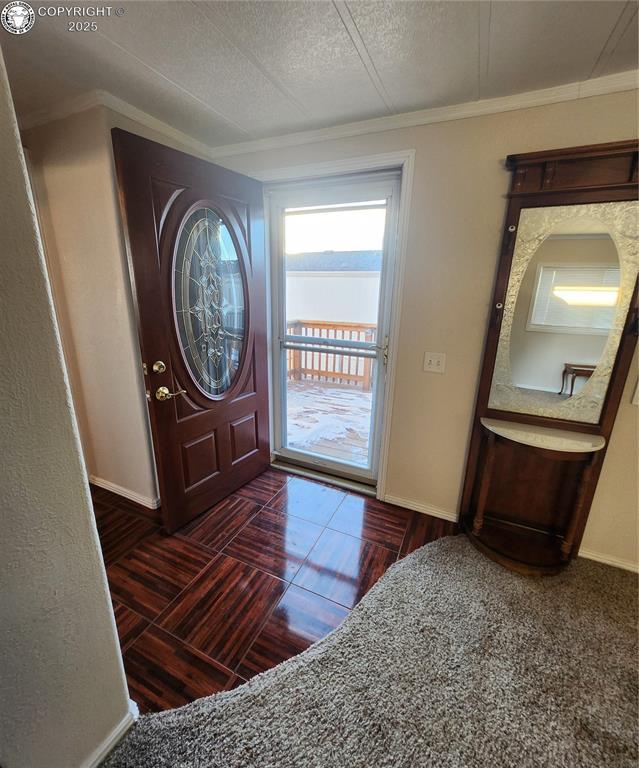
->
<box><xmin>286</xmin><ymin>320</ymin><xmax>377</xmax><ymax>391</ymax></box>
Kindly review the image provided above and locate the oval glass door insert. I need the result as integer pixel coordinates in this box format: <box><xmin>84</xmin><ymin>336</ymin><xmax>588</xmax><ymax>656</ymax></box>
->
<box><xmin>173</xmin><ymin>207</ymin><xmax>246</xmax><ymax>397</ymax></box>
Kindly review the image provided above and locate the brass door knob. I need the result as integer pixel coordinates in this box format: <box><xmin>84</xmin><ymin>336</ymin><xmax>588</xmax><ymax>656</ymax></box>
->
<box><xmin>152</xmin><ymin>360</ymin><xmax>167</xmax><ymax>374</ymax></box>
<box><xmin>155</xmin><ymin>386</ymin><xmax>186</xmax><ymax>401</ymax></box>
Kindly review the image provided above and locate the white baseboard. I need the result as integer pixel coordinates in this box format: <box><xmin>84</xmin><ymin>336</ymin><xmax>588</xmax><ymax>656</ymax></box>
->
<box><xmin>82</xmin><ymin>699</ymin><xmax>138</xmax><ymax>768</ymax></box>
<box><xmin>383</xmin><ymin>494</ymin><xmax>458</xmax><ymax>523</ymax></box>
<box><xmin>578</xmin><ymin>547</ymin><xmax>638</xmax><ymax>573</ymax></box>
<box><xmin>89</xmin><ymin>475</ymin><xmax>160</xmax><ymax>510</ymax></box>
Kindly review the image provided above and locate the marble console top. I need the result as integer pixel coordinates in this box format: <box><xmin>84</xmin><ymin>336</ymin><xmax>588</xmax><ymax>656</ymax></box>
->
<box><xmin>480</xmin><ymin>418</ymin><xmax>606</xmax><ymax>453</ymax></box>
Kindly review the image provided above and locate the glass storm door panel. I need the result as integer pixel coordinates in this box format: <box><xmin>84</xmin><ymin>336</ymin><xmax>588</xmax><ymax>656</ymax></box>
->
<box><xmin>271</xmin><ymin>174</ymin><xmax>400</xmax><ymax>482</ymax></box>
<box><xmin>113</xmin><ymin>130</ymin><xmax>269</xmax><ymax>533</ymax></box>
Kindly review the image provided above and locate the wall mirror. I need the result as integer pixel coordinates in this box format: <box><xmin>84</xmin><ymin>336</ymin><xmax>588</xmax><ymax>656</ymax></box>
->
<box><xmin>488</xmin><ymin>200</ymin><xmax>639</xmax><ymax>424</ymax></box>
<box><xmin>462</xmin><ymin>140</ymin><xmax>638</xmax><ymax>575</ymax></box>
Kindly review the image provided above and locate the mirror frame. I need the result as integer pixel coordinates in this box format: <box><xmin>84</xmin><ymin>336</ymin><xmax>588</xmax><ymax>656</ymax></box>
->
<box><xmin>478</xmin><ymin>140</ymin><xmax>638</xmax><ymax>436</ymax></box>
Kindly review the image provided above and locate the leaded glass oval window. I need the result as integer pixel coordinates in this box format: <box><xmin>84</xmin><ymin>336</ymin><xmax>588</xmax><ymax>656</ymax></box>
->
<box><xmin>173</xmin><ymin>207</ymin><xmax>246</xmax><ymax>397</ymax></box>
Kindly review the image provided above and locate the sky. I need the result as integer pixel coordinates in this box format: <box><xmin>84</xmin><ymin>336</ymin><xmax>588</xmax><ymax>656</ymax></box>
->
<box><xmin>285</xmin><ymin>205</ymin><xmax>387</xmax><ymax>255</ymax></box>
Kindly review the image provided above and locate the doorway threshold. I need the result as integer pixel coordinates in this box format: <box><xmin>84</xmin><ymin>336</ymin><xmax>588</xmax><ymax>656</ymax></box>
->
<box><xmin>271</xmin><ymin>459</ymin><xmax>376</xmax><ymax>497</ymax></box>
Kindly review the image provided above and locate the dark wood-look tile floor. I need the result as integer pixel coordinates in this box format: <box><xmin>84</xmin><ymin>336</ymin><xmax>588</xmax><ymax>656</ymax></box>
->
<box><xmin>90</xmin><ymin>472</ymin><xmax>457</xmax><ymax>713</ymax></box>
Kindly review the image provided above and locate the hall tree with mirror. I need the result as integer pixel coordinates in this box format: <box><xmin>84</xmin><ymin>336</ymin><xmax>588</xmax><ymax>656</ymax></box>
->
<box><xmin>461</xmin><ymin>140</ymin><xmax>638</xmax><ymax>575</ymax></box>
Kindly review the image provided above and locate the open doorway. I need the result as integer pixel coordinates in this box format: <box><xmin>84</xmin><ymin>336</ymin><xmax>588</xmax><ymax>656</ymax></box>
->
<box><xmin>269</xmin><ymin>172</ymin><xmax>400</xmax><ymax>486</ymax></box>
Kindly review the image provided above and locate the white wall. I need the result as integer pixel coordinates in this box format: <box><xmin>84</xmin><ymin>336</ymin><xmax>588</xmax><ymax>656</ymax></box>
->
<box><xmin>287</xmin><ymin>272</ymin><xmax>381</xmax><ymax>324</ymax></box>
<box><xmin>580</xmin><ymin>348</ymin><xmax>639</xmax><ymax>569</ymax></box>
<box><xmin>0</xmin><ymin>52</ymin><xmax>131</xmax><ymax>768</ymax></box>
<box><xmin>25</xmin><ymin>108</ymin><xmax>158</xmax><ymax>506</ymax></box>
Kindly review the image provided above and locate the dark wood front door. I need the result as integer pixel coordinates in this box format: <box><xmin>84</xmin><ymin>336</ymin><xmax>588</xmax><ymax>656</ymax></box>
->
<box><xmin>112</xmin><ymin>129</ymin><xmax>269</xmax><ymax>532</ymax></box>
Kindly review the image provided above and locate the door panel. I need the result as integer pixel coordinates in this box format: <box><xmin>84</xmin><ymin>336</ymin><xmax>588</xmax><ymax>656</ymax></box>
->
<box><xmin>112</xmin><ymin>129</ymin><xmax>269</xmax><ymax>532</ymax></box>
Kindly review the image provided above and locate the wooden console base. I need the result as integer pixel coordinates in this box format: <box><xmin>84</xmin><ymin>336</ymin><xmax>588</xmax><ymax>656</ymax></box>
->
<box><xmin>463</xmin><ymin>520</ymin><xmax>565</xmax><ymax>577</ymax></box>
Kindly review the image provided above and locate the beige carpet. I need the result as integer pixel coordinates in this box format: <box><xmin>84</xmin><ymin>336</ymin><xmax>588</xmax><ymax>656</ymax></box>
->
<box><xmin>105</xmin><ymin>536</ymin><xmax>638</xmax><ymax>768</ymax></box>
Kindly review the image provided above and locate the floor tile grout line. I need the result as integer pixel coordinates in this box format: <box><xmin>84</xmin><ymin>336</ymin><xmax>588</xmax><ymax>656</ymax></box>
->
<box><xmin>114</xmin><ymin>522</ymin><xmax>291</xmax><ymax>629</ymax></box>
<box><xmin>110</xmin><ymin>505</ymin><xmax>161</xmax><ymax>527</ymax></box>
<box><xmin>235</xmin><ymin>468</ymin><xmax>292</xmax><ymax>507</ymax></box>
<box><xmin>325</xmin><ymin>492</ymin><xmax>349</xmax><ymax>529</ymax></box>
<box><xmin>221</xmin><ymin>500</ymin><xmax>328</xmax><ymax>584</ymax></box>
<box><xmin>125</xmin><ymin>549</ymin><xmax>356</xmax><ymax>668</ymax></box>
<box><xmin>220</xmin><ymin>535</ymin><xmax>323</xmax><ymax>585</ymax></box>
<box><xmin>254</xmin><ymin>500</ymin><xmax>405</xmax><ymax>553</ymax></box>
<box><xmin>220</xmin><ymin>502</ymin><xmax>272</xmax><ymax>554</ymax></box>
<box><xmin>260</xmin><ymin>503</ymin><xmax>340</xmax><ymax>528</ymax></box>
<box><xmin>120</xmin><ymin>619</ymin><xmax>151</xmax><ymax>655</ymax></box>
<box><xmin>151</xmin><ymin>549</ymin><xmax>292</xmax><ymax>637</ymax></box>
<box><xmin>238</xmin><ymin>577</ymin><xmax>354</xmax><ymax>674</ymax></box>
<box><xmin>141</xmin><ymin>565</ymin><xmax>290</xmax><ymax>677</ymax></box>
<box><xmin>290</xmin><ymin>529</ymin><xmax>398</xmax><ymax>611</ymax></box>
<box><xmin>231</xmin><ymin>580</ymin><xmax>296</xmax><ymax>676</ymax></box>
<box><xmin>106</xmin><ymin>486</ymin><xmax>406</xmax><ymax>620</ymax></box>
<box><xmin>397</xmin><ymin>511</ymin><xmax>414</xmax><ymax>560</ymax></box>
<box><xmin>90</xmin><ymin>488</ymin><xmax>161</xmax><ymax>526</ymax></box>
<box><xmin>132</xmin><ymin>621</ymin><xmax>238</xmax><ymax>682</ymax></box>
<box><xmin>215</xmin><ymin>502</ymin><xmax>273</xmax><ymax>555</ymax></box>
<box><xmin>176</xmin><ymin>499</ymin><xmax>263</xmax><ymax>556</ymax></box>
<box><xmin>237</xmin><ymin>480</ymin><xmax>291</xmax><ymax>508</ymax></box>
<box><xmin>102</xmin><ymin>524</ymin><xmax>160</xmax><ymax>571</ymax></box>
<box><xmin>324</xmin><ymin>520</ymin><xmax>404</xmax><ymax>552</ymax></box>
<box><xmin>148</xmin><ymin>550</ymin><xmax>226</xmax><ymax>627</ymax></box>
<box><xmin>123</xmin><ymin>528</ymin><xmax>343</xmax><ymax>673</ymax></box>
<box><xmin>282</xmin><ymin>580</ymin><xmax>356</xmax><ymax>613</ymax></box>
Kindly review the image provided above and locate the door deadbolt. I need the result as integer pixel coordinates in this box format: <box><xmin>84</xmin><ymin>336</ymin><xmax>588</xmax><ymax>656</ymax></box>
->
<box><xmin>152</xmin><ymin>360</ymin><xmax>167</xmax><ymax>374</ymax></box>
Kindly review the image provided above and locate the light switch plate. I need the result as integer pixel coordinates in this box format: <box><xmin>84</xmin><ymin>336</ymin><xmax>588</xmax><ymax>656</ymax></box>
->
<box><xmin>423</xmin><ymin>352</ymin><xmax>446</xmax><ymax>374</ymax></box>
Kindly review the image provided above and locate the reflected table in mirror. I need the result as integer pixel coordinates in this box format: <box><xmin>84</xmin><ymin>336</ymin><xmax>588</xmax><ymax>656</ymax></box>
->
<box><xmin>558</xmin><ymin>363</ymin><xmax>597</xmax><ymax>396</ymax></box>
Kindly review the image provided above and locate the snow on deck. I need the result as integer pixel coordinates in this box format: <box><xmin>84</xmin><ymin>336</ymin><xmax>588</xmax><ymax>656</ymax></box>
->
<box><xmin>285</xmin><ymin>381</ymin><xmax>372</xmax><ymax>467</ymax></box>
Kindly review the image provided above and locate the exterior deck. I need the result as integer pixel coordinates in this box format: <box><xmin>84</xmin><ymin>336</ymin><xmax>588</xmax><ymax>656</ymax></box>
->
<box><xmin>286</xmin><ymin>380</ymin><xmax>372</xmax><ymax>467</ymax></box>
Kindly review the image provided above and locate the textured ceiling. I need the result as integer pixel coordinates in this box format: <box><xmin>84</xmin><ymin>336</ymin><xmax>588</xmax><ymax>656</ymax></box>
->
<box><xmin>1</xmin><ymin>0</ymin><xmax>637</xmax><ymax>147</ymax></box>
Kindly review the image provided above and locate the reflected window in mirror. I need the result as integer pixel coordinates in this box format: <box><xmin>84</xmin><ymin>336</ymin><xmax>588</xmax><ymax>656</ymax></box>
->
<box><xmin>511</xmin><ymin>234</ymin><xmax>620</xmax><ymax>398</ymax></box>
<box><xmin>528</xmin><ymin>262</ymin><xmax>619</xmax><ymax>335</ymax></box>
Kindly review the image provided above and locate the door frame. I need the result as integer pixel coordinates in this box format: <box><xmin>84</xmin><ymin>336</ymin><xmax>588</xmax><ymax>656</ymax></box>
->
<box><xmin>268</xmin><ymin>172</ymin><xmax>400</xmax><ymax>484</ymax></box>
<box><xmin>259</xmin><ymin>150</ymin><xmax>416</xmax><ymax>499</ymax></box>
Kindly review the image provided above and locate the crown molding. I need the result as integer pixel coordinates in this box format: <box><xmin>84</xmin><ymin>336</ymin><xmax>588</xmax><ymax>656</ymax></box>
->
<box><xmin>20</xmin><ymin>90</ymin><xmax>104</xmax><ymax>130</ymax></box>
<box><xmin>208</xmin><ymin>69</ymin><xmax>639</xmax><ymax>158</ymax></box>
<box><xmin>19</xmin><ymin>89</ymin><xmax>217</xmax><ymax>160</ymax></box>
<box><xmin>18</xmin><ymin>69</ymin><xmax>638</xmax><ymax>161</ymax></box>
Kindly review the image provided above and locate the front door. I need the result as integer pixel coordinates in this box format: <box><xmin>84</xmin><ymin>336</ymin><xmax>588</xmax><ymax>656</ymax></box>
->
<box><xmin>112</xmin><ymin>129</ymin><xmax>269</xmax><ymax>532</ymax></box>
